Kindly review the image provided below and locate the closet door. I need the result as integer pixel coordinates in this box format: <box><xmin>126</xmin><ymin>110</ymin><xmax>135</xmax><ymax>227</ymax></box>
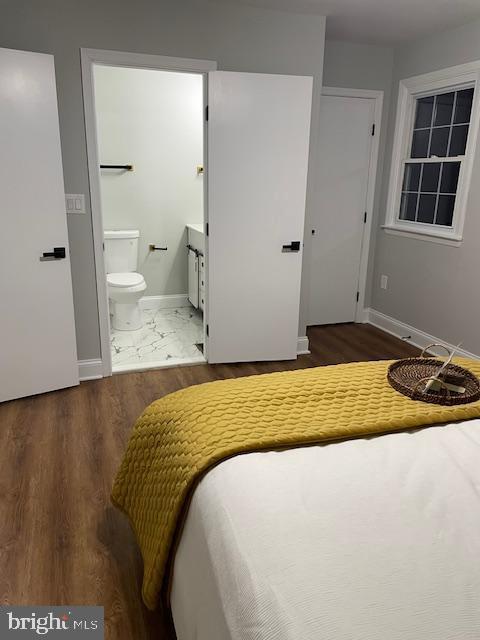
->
<box><xmin>207</xmin><ymin>71</ymin><xmax>312</xmax><ymax>363</ymax></box>
<box><xmin>307</xmin><ymin>94</ymin><xmax>374</xmax><ymax>325</ymax></box>
<box><xmin>0</xmin><ymin>47</ymin><xmax>78</xmax><ymax>402</ymax></box>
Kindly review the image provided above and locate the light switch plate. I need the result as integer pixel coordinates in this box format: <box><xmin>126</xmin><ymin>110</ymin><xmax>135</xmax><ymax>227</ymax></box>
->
<box><xmin>65</xmin><ymin>193</ymin><xmax>86</xmax><ymax>214</ymax></box>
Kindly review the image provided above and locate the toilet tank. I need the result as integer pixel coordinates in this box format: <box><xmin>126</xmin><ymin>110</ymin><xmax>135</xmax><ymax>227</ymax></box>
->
<box><xmin>104</xmin><ymin>230</ymin><xmax>140</xmax><ymax>273</ymax></box>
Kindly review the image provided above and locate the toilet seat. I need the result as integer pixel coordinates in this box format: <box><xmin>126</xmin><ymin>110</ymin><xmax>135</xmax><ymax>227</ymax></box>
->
<box><xmin>107</xmin><ymin>272</ymin><xmax>145</xmax><ymax>288</ymax></box>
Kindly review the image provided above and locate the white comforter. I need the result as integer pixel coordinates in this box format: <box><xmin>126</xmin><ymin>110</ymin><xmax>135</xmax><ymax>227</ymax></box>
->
<box><xmin>171</xmin><ymin>419</ymin><xmax>480</xmax><ymax>640</ymax></box>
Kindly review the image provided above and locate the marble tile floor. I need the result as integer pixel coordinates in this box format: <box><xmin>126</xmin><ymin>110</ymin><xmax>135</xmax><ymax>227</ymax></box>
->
<box><xmin>111</xmin><ymin>305</ymin><xmax>205</xmax><ymax>372</ymax></box>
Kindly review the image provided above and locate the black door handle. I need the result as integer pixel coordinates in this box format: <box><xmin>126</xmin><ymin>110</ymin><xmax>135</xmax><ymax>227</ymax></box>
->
<box><xmin>40</xmin><ymin>247</ymin><xmax>66</xmax><ymax>261</ymax></box>
<box><xmin>282</xmin><ymin>241</ymin><xmax>301</xmax><ymax>252</ymax></box>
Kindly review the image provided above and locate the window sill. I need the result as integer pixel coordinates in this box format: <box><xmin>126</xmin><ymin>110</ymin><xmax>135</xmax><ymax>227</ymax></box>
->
<box><xmin>382</xmin><ymin>225</ymin><xmax>463</xmax><ymax>247</ymax></box>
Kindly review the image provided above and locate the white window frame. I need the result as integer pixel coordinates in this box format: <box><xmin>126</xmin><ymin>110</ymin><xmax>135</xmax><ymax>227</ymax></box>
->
<box><xmin>384</xmin><ymin>61</ymin><xmax>480</xmax><ymax>246</ymax></box>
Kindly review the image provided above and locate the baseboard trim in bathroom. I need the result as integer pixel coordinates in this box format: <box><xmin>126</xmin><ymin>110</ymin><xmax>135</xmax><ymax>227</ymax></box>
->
<box><xmin>113</xmin><ymin>355</ymin><xmax>206</xmax><ymax>375</ymax></box>
<box><xmin>78</xmin><ymin>358</ymin><xmax>104</xmax><ymax>381</ymax></box>
<box><xmin>140</xmin><ymin>294</ymin><xmax>190</xmax><ymax>311</ymax></box>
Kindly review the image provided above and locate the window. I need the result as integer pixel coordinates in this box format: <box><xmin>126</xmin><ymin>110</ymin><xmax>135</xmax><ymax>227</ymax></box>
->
<box><xmin>385</xmin><ymin>63</ymin><xmax>480</xmax><ymax>244</ymax></box>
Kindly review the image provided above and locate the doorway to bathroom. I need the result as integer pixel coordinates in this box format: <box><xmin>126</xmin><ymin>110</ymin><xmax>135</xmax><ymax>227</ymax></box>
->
<box><xmin>83</xmin><ymin>49</ymin><xmax>313</xmax><ymax>376</ymax></box>
<box><xmin>90</xmin><ymin>56</ymin><xmax>210</xmax><ymax>373</ymax></box>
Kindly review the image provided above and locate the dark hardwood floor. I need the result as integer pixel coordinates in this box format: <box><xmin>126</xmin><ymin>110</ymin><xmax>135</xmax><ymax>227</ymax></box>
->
<box><xmin>0</xmin><ymin>323</ymin><xmax>419</xmax><ymax>639</ymax></box>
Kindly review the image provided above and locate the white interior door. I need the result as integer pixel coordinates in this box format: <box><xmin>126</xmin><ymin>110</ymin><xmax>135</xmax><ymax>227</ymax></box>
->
<box><xmin>207</xmin><ymin>71</ymin><xmax>312</xmax><ymax>363</ymax></box>
<box><xmin>308</xmin><ymin>94</ymin><xmax>374</xmax><ymax>326</ymax></box>
<box><xmin>0</xmin><ymin>47</ymin><xmax>78</xmax><ymax>402</ymax></box>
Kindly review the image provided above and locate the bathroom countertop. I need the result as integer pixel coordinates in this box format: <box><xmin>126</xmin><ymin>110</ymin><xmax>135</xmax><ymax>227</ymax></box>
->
<box><xmin>186</xmin><ymin>223</ymin><xmax>204</xmax><ymax>234</ymax></box>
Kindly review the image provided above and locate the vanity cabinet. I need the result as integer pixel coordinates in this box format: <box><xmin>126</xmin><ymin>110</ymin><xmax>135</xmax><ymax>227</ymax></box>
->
<box><xmin>199</xmin><ymin>256</ymin><xmax>205</xmax><ymax>311</ymax></box>
<box><xmin>186</xmin><ymin>224</ymin><xmax>205</xmax><ymax>311</ymax></box>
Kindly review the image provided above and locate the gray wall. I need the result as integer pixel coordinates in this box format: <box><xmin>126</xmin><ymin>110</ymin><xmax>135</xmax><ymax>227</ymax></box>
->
<box><xmin>321</xmin><ymin>40</ymin><xmax>394</xmax><ymax>309</ymax></box>
<box><xmin>0</xmin><ymin>0</ymin><xmax>326</xmax><ymax>360</ymax></box>
<box><xmin>372</xmin><ymin>18</ymin><xmax>480</xmax><ymax>355</ymax></box>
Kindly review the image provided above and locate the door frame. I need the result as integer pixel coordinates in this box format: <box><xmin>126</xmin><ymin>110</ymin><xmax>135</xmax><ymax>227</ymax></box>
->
<box><xmin>81</xmin><ymin>48</ymin><xmax>216</xmax><ymax>377</ymax></box>
<box><xmin>317</xmin><ymin>87</ymin><xmax>383</xmax><ymax>324</ymax></box>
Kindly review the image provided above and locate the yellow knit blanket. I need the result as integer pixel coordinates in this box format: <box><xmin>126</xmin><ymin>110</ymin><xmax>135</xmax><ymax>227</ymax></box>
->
<box><xmin>111</xmin><ymin>358</ymin><xmax>480</xmax><ymax>610</ymax></box>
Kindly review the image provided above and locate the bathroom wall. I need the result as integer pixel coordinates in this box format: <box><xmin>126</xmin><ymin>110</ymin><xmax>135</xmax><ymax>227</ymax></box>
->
<box><xmin>94</xmin><ymin>65</ymin><xmax>203</xmax><ymax>297</ymax></box>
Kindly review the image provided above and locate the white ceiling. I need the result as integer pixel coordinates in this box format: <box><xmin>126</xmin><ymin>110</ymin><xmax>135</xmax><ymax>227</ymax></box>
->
<box><xmin>221</xmin><ymin>0</ymin><xmax>480</xmax><ymax>45</ymax></box>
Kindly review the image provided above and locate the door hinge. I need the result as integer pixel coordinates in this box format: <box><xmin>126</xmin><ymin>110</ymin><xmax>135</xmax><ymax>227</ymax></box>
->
<box><xmin>205</xmin><ymin>105</ymin><xmax>209</xmax><ymax>121</ymax></box>
<box><xmin>102</xmin><ymin>242</ymin><xmax>105</xmax><ymax>251</ymax></box>
<box><xmin>206</xmin><ymin>324</ymin><xmax>209</xmax><ymax>337</ymax></box>
<box><xmin>356</xmin><ymin>291</ymin><xmax>360</xmax><ymax>302</ymax></box>
<box><xmin>371</xmin><ymin>123</ymin><xmax>375</xmax><ymax>136</ymax></box>
<box><xmin>364</xmin><ymin>211</ymin><xmax>367</xmax><ymax>223</ymax></box>
<box><xmin>206</xmin><ymin>222</ymin><xmax>209</xmax><ymax>236</ymax></box>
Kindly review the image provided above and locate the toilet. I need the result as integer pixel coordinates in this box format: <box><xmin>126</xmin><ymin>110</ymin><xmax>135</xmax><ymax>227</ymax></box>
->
<box><xmin>104</xmin><ymin>230</ymin><xmax>146</xmax><ymax>331</ymax></box>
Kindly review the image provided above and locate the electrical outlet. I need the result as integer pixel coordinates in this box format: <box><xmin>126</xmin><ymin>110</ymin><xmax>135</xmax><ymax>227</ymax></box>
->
<box><xmin>380</xmin><ymin>275</ymin><xmax>388</xmax><ymax>290</ymax></box>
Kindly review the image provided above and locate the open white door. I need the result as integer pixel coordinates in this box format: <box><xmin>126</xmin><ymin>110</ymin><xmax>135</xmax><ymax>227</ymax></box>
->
<box><xmin>207</xmin><ymin>71</ymin><xmax>312</xmax><ymax>363</ymax></box>
<box><xmin>0</xmin><ymin>47</ymin><xmax>79</xmax><ymax>402</ymax></box>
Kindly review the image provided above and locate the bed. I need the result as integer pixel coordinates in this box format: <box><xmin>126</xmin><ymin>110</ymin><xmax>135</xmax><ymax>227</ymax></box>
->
<box><xmin>111</xmin><ymin>359</ymin><xmax>480</xmax><ymax>639</ymax></box>
<box><xmin>171</xmin><ymin>419</ymin><xmax>480</xmax><ymax>640</ymax></box>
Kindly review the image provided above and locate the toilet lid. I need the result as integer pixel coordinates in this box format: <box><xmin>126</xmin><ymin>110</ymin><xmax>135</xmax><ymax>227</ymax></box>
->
<box><xmin>107</xmin><ymin>272</ymin><xmax>145</xmax><ymax>288</ymax></box>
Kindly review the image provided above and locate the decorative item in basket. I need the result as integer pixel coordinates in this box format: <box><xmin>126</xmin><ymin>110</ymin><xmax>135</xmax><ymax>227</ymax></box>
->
<box><xmin>387</xmin><ymin>343</ymin><xmax>480</xmax><ymax>406</ymax></box>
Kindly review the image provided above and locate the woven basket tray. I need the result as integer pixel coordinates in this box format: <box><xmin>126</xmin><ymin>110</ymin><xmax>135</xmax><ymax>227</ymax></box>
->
<box><xmin>388</xmin><ymin>356</ymin><xmax>480</xmax><ymax>406</ymax></box>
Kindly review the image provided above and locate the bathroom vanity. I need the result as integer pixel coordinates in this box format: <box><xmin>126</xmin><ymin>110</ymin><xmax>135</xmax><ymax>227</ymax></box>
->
<box><xmin>186</xmin><ymin>224</ymin><xmax>205</xmax><ymax>312</ymax></box>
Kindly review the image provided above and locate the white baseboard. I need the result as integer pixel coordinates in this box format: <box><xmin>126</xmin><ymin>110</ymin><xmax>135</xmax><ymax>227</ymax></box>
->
<box><xmin>366</xmin><ymin>308</ymin><xmax>480</xmax><ymax>360</ymax></box>
<box><xmin>78</xmin><ymin>358</ymin><xmax>103</xmax><ymax>381</ymax></box>
<box><xmin>140</xmin><ymin>294</ymin><xmax>190</xmax><ymax>311</ymax></box>
<box><xmin>356</xmin><ymin>307</ymin><xmax>370</xmax><ymax>323</ymax></box>
<box><xmin>297</xmin><ymin>336</ymin><xmax>310</xmax><ymax>355</ymax></box>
